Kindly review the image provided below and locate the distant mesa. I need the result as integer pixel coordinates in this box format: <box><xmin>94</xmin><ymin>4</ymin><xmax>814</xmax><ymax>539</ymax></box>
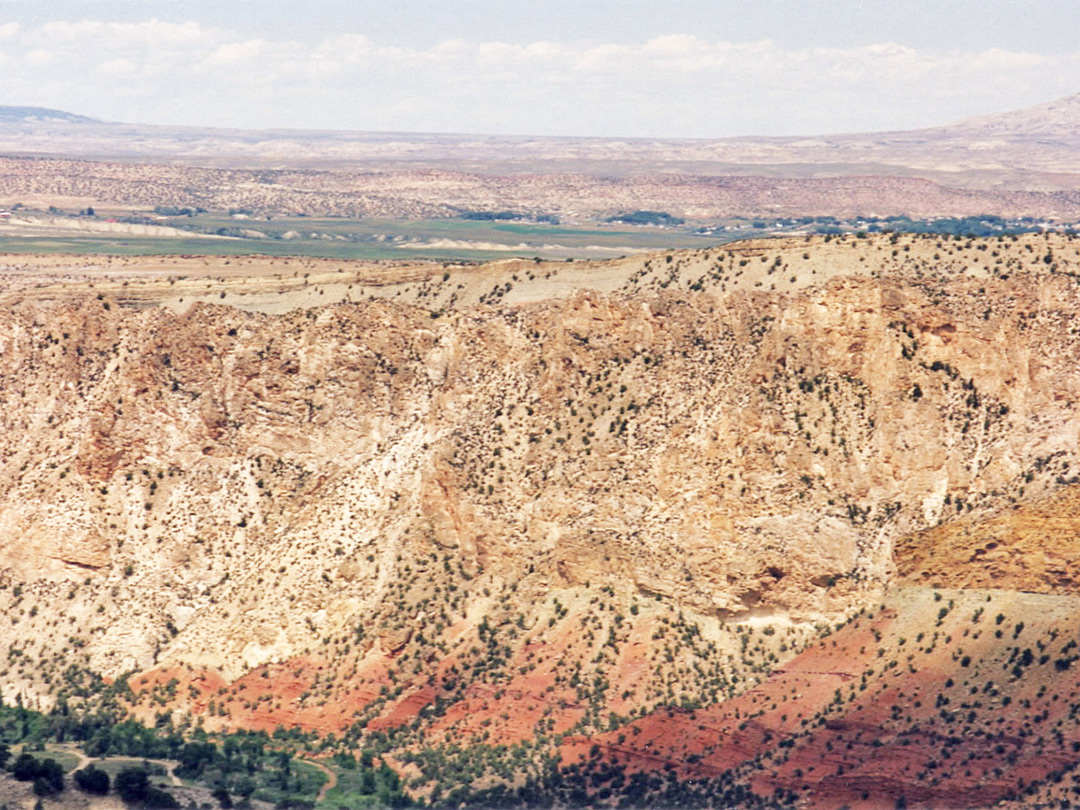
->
<box><xmin>0</xmin><ymin>105</ymin><xmax>100</xmax><ymax>124</ymax></box>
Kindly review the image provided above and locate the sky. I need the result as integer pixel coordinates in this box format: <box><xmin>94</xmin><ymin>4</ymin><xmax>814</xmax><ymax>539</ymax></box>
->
<box><xmin>0</xmin><ymin>0</ymin><xmax>1076</xmax><ymax>138</ymax></box>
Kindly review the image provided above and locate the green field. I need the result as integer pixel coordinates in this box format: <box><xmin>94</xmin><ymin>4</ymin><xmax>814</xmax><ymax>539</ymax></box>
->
<box><xmin>88</xmin><ymin>756</ymin><xmax>169</xmax><ymax>780</ymax></box>
<box><xmin>0</xmin><ymin>213</ymin><xmax>718</xmax><ymax>262</ymax></box>
<box><xmin>315</xmin><ymin>757</ymin><xmax>415</xmax><ymax>809</ymax></box>
<box><xmin>0</xmin><ymin>211</ymin><xmax>1061</xmax><ymax>262</ymax></box>
<box><xmin>250</xmin><ymin>757</ymin><xmax>327</xmax><ymax>805</ymax></box>
<box><xmin>37</xmin><ymin>747</ymin><xmax>81</xmax><ymax>773</ymax></box>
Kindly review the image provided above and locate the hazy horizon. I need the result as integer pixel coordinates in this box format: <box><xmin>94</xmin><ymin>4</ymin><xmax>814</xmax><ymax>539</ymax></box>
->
<box><xmin>0</xmin><ymin>0</ymin><xmax>1076</xmax><ymax>139</ymax></box>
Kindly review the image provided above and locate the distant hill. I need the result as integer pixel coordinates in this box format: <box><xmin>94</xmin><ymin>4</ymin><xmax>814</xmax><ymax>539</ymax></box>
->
<box><xmin>0</xmin><ymin>94</ymin><xmax>1076</xmax><ymax>193</ymax></box>
<box><xmin>0</xmin><ymin>105</ymin><xmax>99</xmax><ymax>124</ymax></box>
<box><xmin>929</xmin><ymin>91</ymin><xmax>1080</xmax><ymax>138</ymax></box>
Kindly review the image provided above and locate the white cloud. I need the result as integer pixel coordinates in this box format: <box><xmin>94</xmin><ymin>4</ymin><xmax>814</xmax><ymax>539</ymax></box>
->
<box><xmin>37</xmin><ymin>19</ymin><xmax>216</xmax><ymax>48</ymax></box>
<box><xmin>0</xmin><ymin>17</ymin><xmax>1078</xmax><ymax>137</ymax></box>
<box><xmin>204</xmin><ymin>39</ymin><xmax>270</xmax><ymax>67</ymax></box>
<box><xmin>24</xmin><ymin>47</ymin><xmax>52</xmax><ymax>66</ymax></box>
<box><xmin>317</xmin><ymin>33</ymin><xmax>374</xmax><ymax>64</ymax></box>
<box><xmin>642</xmin><ymin>35</ymin><xmax>708</xmax><ymax>57</ymax></box>
<box><xmin>95</xmin><ymin>58</ymin><xmax>136</xmax><ymax>76</ymax></box>
<box><xmin>968</xmin><ymin>47</ymin><xmax>1051</xmax><ymax>72</ymax></box>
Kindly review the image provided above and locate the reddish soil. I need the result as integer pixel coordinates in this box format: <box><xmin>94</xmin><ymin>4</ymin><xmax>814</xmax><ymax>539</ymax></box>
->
<box><xmin>130</xmin><ymin>653</ymin><xmax>390</xmax><ymax>735</ymax></box>
<box><xmin>126</xmin><ymin>602</ymin><xmax>669</xmax><ymax>755</ymax></box>
<box><xmin>562</xmin><ymin>590</ymin><xmax>1080</xmax><ymax>808</ymax></box>
<box><xmin>125</xmin><ymin>588</ymin><xmax>1080</xmax><ymax>808</ymax></box>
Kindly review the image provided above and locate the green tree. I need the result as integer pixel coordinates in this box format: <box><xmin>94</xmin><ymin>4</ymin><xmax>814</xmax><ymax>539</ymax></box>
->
<box><xmin>115</xmin><ymin>766</ymin><xmax>150</xmax><ymax>802</ymax></box>
<box><xmin>14</xmin><ymin>756</ymin><xmax>64</xmax><ymax>795</ymax></box>
<box><xmin>231</xmin><ymin>775</ymin><xmax>256</xmax><ymax>800</ymax></box>
<box><xmin>145</xmin><ymin>787</ymin><xmax>180</xmax><ymax>808</ymax></box>
<box><xmin>12</xmin><ymin>752</ymin><xmax>40</xmax><ymax>780</ymax></box>
<box><xmin>74</xmin><ymin>764</ymin><xmax>110</xmax><ymax>795</ymax></box>
<box><xmin>273</xmin><ymin>749</ymin><xmax>291</xmax><ymax>790</ymax></box>
<box><xmin>39</xmin><ymin>760</ymin><xmax>64</xmax><ymax>794</ymax></box>
<box><xmin>376</xmin><ymin>762</ymin><xmax>411</xmax><ymax>808</ymax></box>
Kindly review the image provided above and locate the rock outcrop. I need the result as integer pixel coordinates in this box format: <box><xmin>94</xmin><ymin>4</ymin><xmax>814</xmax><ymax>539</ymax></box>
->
<box><xmin>3</xmin><ymin>234</ymin><xmax>1080</xmax><ymax>806</ymax></box>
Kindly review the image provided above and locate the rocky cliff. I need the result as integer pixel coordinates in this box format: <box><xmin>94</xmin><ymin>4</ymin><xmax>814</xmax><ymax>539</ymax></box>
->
<box><xmin>3</xmin><ymin>233</ymin><xmax>1080</xmax><ymax>805</ymax></box>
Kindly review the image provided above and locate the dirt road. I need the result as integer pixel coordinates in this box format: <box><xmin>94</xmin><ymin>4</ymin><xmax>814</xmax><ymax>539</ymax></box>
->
<box><xmin>300</xmin><ymin>758</ymin><xmax>338</xmax><ymax>803</ymax></box>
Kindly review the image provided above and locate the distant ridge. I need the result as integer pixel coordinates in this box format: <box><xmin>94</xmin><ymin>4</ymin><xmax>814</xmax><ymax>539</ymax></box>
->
<box><xmin>928</xmin><ymin>91</ymin><xmax>1080</xmax><ymax>138</ymax></box>
<box><xmin>0</xmin><ymin>105</ymin><xmax>99</xmax><ymax>124</ymax></box>
<box><xmin>0</xmin><ymin>94</ymin><xmax>1074</xmax><ymax>191</ymax></box>
<box><xmin>0</xmin><ymin>91</ymin><xmax>1077</xmax><ymax>141</ymax></box>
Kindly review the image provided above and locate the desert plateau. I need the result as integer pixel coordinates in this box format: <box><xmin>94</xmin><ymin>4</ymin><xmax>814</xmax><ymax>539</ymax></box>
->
<box><xmin>0</xmin><ymin>21</ymin><xmax>1079</xmax><ymax>807</ymax></box>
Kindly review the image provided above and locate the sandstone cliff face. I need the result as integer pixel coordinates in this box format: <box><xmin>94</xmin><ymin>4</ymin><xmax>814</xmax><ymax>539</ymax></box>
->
<box><xmin>897</xmin><ymin>486</ymin><xmax>1080</xmax><ymax>592</ymax></box>
<box><xmin>5</xmin><ymin>236</ymin><xmax>1080</xmax><ymax>806</ymax></box>
<box><xmin>1</xmin><ymin>237</ymin><xmax>1080</xmax><ymax>707</ymax></box>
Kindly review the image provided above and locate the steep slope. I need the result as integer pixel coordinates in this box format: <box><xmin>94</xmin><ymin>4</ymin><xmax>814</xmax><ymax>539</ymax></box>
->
<box><xmin>563</xmin><ymin>586</ymin><xmax>1080</xmax><ymax>809</ymax></box>
<box><xmin>4</xmin><ymin>235</ymin><xmax>1080</xmax><ymax>804</ymax></box>
<box><xmin>897</xmin><ymin>485</ymin><xmax>1080</xmax><ymax>592</ymax></box>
